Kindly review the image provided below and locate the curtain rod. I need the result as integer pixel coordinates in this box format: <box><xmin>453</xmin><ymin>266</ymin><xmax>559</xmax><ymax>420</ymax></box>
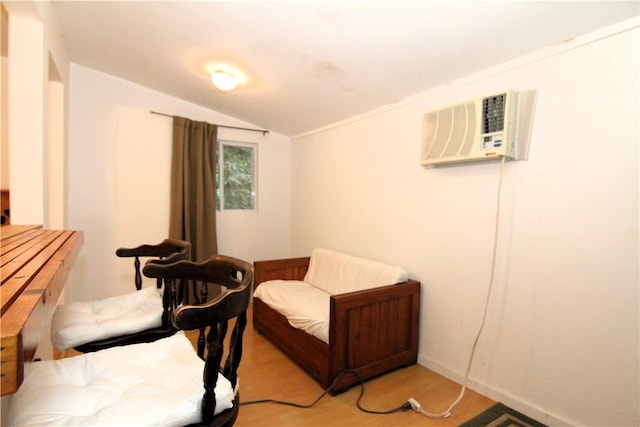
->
<box><xmin>150</xmin><ymin>110</ymin><xmax>269</xmax><ymax>135</ymax></box>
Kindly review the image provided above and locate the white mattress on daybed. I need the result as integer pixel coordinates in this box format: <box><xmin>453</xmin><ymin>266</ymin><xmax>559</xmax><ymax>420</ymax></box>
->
<box><xmin>253</xmin><ymin>280</ymin><xmax>331</xmax><ymax>344</ymax></box>
<box><xmin>253</xmin><ymin>249</ymin><xmax>409</xmax><ymax>345</ymax></box>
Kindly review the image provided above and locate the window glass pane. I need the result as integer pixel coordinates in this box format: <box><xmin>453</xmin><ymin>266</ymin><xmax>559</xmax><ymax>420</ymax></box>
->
<box><xmin>223</xmin><ymin>144</ymin><xmax>255</xmax><ymax>210</ymax></box>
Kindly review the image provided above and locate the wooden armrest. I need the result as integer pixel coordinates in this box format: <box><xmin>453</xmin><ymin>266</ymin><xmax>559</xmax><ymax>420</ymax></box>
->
<box><xmin>328</xmin><ymin>279</ymin><xmax>420</xmax><ymax>390</ymax></box>
<box><xmin>115</xmin><ymin>239</ymin><xmax>191</xmax><ymax>291</ymax></box>
<box><xmin>144</xmin><ymin>255</ymin><xmax>254</xmax><ymax>328</ymax></box>
<box><xmin>253</xmin><ymin>256</ymin><xmax>310</xmax><ymax>288</ymax></box>
<box><xmin>115</xmin><ymin>239</ymin><xmax>191</xmax><ymax>259</ymax></box>
<box><xmin>330</xmin><ymin>279</ymin><xmax>420</xmax><ymax>311</ymax></box>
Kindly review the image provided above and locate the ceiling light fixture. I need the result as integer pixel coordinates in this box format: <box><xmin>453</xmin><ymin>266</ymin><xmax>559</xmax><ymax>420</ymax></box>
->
<box><xmin>211</xmin><ymin>70</ymin><xmax>237</xmax><ymax>91</ymax></box>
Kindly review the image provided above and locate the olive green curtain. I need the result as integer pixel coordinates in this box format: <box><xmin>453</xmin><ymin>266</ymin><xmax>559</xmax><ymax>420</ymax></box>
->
<box><xmin>169</xmin><ymin>116</ymin><xmax>218</xmax><ymax>262</ymax></box>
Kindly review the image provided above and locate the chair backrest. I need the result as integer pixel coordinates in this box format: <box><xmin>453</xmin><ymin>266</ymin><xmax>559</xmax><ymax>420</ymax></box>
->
<box><xmin>143</xmin><ymin>254</ymin><xmax>254</xmax><ymax>426</ymax></box>
<box><xmin>116</xmin><ymin>239</ymin><xmax>191</xmax><ymax>328</ymax></box>
<box><xmin>116</xmin><ymin>238</ymin><xmax>192</xmax><ymax>290</ymax></box>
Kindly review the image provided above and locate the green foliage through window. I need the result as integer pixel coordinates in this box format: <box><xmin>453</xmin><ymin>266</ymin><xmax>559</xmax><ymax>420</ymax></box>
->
<box><xmin>216</xmin><ymin>141</ymin><xmax>256</xmax><ymax>211</ymax></box>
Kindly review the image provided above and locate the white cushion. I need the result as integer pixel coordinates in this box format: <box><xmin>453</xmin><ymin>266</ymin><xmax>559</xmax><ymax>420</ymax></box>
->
<box><xmin>8</xmin><ymin>332</ymin><xmax>234</xmax><ymax>427</ymax></box>
<box><xmin>51</xmin><ymin>286</ymin><xmax>164</xmax><ymax>351</ymax></box>
<box><xmin>254</xmin><ymin>280</ymin><xmax>330</xmax><ymax>343</ymax></box>
<box><xmin>303</xmin><ymin>248</ymin><xmax>408</xmax><ymax>295</ymax></box>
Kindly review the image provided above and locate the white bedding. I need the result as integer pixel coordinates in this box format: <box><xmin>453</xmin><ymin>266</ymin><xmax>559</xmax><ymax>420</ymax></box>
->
<box><xmin>51</xmin><ymin>286</ymin><xmax>164</xmax><ymax>351</ymax></box>
<box><xmin>8</xmin><ymin>332</ymin><xmax>234</xmax><ymax>427</ymax></box>
<box><xmin>253</xmin><ymin>280</ymin><xmax>331</xmax><ymax>343</ymax></box>
<box><xmin>303</xmin><ymin>248</ymin><xmax>408</xmax><ymax>295</ymax></box>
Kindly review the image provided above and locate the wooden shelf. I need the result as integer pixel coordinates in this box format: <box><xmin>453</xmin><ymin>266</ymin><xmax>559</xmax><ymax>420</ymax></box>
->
<box><xmin>1</xmin><ymin>225</ymin><xmax>83</xmax><ymax>395</ymax></box>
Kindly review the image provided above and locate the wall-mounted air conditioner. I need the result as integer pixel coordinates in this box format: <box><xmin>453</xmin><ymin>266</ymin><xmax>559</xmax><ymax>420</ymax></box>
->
<box><xmin>421</xmin><ymin>90</ymin><xmax>537</xmax><ymax>167</ymax></box>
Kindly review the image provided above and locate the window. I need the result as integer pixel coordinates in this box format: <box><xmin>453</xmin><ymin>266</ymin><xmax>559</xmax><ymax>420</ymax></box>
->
<box><xmin>216</xmin><ymin>141</ymin><xmax>257</xmax><ymax>211</ymax></box>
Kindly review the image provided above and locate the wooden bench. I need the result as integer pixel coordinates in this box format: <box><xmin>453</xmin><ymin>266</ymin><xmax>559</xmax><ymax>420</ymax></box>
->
<box><xmin>1</xmin><ymin>225</ymin><xmax>83</xmax><ymax>395</ymax></box>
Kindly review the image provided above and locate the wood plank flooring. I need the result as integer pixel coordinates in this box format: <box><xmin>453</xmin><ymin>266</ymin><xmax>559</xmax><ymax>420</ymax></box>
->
<box><xmin>65</xmin><ymin>304</ymin><xmax>495</xmax><ymax>426</ymax></box>
<box><xmin>188</xmin><ymin>306</ymin><xmax>495</xmax><ymax>426</ymax></box>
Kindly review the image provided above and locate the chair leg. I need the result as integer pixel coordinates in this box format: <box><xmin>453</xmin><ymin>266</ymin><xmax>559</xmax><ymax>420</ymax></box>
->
<box><xmin>53</xmin><ymin>347</ymin><xmax>66</xmax><ymax>360</ymax></box>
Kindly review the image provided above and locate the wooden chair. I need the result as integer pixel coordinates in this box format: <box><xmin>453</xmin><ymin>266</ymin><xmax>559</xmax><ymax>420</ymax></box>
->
<box><xmin>8</xmin><ymin>254</ymin><xmax>254</xmax><ymax>427</ymax></box>
<box><xmin>144</xmin><ymin>254</ymin><xmax>254</xmax><ymax>426</ymax></box>
<box><xmin>50</xmin><ymin>239</ymin><xmax>191</xmax><ymax>353</ymax></box>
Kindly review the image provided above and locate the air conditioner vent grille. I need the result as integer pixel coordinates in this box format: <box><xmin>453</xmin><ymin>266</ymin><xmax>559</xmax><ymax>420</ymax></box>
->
<box><xmin>482</xmin><ymin>94</ymin><xmax>506</xmax><ymax>134</ymax></box>
<box><xmin>421</xmin><ymin>89</ymin><xmax>536</xmax><ymax>167</ymax></box>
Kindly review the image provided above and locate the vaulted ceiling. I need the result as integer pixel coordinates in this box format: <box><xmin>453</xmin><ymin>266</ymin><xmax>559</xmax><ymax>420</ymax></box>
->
<box><xmin>52</xmin><ymin>1</ymin><xmax>639</xmax><ymax>136</ymax></box>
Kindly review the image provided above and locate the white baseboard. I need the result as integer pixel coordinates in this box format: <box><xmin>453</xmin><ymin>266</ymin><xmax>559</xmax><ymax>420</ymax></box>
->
<box><xmin>417</xmin><ymin>355</ymin><xmax>572</xmax><ymax>426</ymax></box>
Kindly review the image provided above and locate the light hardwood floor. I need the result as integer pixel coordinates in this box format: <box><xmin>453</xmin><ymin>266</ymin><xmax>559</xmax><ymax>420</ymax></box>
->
<box><xmin>66</xmin><ymin>306</ymin><xmax>494</xmax><ymax>426</ymax></box>
<box><xmin>188</xmin><ymin>306</ymin><xmax>495</xmax><ymax>426</ymax></box>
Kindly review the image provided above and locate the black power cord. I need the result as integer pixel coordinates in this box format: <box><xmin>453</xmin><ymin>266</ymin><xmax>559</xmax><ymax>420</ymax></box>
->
<box><xmin>240</xmin><ymin>369</ymin><xmax>412</xmax><ymax>415</ymax></box>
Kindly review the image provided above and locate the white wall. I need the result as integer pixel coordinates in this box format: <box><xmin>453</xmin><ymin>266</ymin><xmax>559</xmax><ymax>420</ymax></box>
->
<box><xmin>4</xmin><ymin>0</ymin><xmax>69</xmax><ymax>226</ymax></box>
<box><xmin>1</xmin><ymin>5</ymin><xmax>8</xmax><ymax>191</ymax></box>
<box><xmin>290</xmin><ymin>20</ymin><xmax>639</xmax><ymax>426</ymax></box>
<box><xmin>66</xmin><ymin>65</ymin><xmax>291</xmax><ymax>301</ymax></box>
<box><xmin>1</xmin><ymin>1</ymin><xmax>71</xmax><ymax>423</ymax></box>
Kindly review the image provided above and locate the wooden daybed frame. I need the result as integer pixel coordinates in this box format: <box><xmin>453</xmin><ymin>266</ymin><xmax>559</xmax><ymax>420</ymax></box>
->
<box><xmin>252</xmin><ymin>256</ymin><xmax>421</xmax><ymax>394</ymax></box>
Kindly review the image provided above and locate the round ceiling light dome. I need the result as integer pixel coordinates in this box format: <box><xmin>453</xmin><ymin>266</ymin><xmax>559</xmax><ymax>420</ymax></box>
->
<box><xmin>211</xmin><ymin>70</ymin><xmax>237</xmax><ymax>91</ymax></box>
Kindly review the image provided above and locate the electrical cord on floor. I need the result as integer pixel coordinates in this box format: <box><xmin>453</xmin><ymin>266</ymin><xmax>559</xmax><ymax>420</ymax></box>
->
<box><xmin>242</xmin><ymin>157</ymin><xmax>509</xmax><ymax>420</ymax></box>
<box><xmin>240</xmin><ymin>369</ymin><xmax>412</xmax><ymax>415</ymax></box>
<box><xmin>408</xmin><ymin>156</ymin><xmax>508</xmax><ymax>419</ymax></box>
